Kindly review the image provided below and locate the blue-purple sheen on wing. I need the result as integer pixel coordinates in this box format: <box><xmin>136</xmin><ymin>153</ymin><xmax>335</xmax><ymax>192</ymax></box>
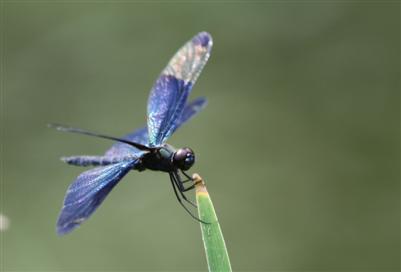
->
<box><xmin>170</xmin><ymin>97</ymin><xmax>207</xmax><ymax>135</ymax></box>
<box><xmin>57</xmin><ymin>160</ymin><xmax>138</xmax><ymax>235</ymax></box>
<box><xmin>103</xmin><ymin>97</ymin><xmax>207</xmax><ymax>158</ymax></box>
<box><xmin>147</xmin><ymin>32</ymin><xmax>212</xmax><ymax>147</ymax></box>
<box><xmin>147</xmin><ymin>75</ymin><xmax>192</xmax><ymax>146</ymax></box>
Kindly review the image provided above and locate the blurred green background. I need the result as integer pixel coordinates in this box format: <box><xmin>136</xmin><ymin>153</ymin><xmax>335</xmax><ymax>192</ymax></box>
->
<box><xmin>2</xmin><ymin>2</ymin><xmax>399</xmax><ymax>271</ymax></box>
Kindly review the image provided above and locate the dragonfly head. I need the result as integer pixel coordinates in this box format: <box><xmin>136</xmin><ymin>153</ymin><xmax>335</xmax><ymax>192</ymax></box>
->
<box><xmin>172</xmin><ymin>147</ymin><xmax>195</xmax><ymax>171</ymax></box>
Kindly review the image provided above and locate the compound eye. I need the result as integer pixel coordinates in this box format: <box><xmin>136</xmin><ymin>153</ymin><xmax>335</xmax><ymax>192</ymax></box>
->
<box><xmin>173</xmin><ymin>148</ymin><xmax>195</xmax><ymax>170</ymax></box>
<box><xmin>185</xmin><ymin>154</ymin><xmax>194</xmax><ymax>165</ymax></box>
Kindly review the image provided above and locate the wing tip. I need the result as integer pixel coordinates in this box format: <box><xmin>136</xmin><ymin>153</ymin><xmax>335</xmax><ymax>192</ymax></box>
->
<box><xmin>193</xmin><ymin>32</ymin><xmax>213</xmax><ymax>48</ymax></box>
<box><xmin>56</xmin><ymin>223</ymin><xmax>74</xmax><ymax>236</ymax></box>
<box><xmin>192</xmin><ymin>96</ymin><xmax>208</xmax><ymax>110</ymax></box>
<box><xmin>56</xmin><ymin>218</ymin><xmax>83</xmax><ymax>236</ymax></box>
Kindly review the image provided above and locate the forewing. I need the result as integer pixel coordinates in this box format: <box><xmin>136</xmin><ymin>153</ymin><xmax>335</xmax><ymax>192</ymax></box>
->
<box><xmin>171</xmin><ymin>97</ymin><xmax>207</xmax><ymax>135</ymax></box>
<box><xmin>56</xmin><ymin>160</ymin><xmax>138</xmax><ymax>235</ymax></box>
<box><xmin>104</xmin><ymin>97</ymin><xmax>207</xmax><ymax>156</ymax></box>
<box><xmin>147</xmin><ymin>32</ymin><xmax>212</xmax><ymax>146</ymax></box>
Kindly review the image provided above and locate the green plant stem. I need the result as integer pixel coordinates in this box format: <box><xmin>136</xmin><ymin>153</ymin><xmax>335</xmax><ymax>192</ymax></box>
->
<box><xmin>193</xmin><ymin>173</ymin><xmax>232</xmax><ymax>272</ymax></box>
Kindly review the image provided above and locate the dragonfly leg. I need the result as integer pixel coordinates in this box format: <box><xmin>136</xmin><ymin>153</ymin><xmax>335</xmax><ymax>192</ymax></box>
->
<box><xmin>176</xmin><ymin>170</ymin><xmax>197</xmax><ymax>192</ymax></box>
<box><xmin>178</xmin><ymin>176</ymin><xmax>191</xmax><ymax>184</ymax></box>
<box><xmin>172</xmin><ymin>172</ymin><xmax>197</xmax><ymax>207</ymax></box>
<box><xmin>182</xmin><ymin>184</ymin><xmax>195</xmax><ymax>192</ymax></box>
<box><xmin>175</xmin><ymin>170</ymin><xmax>196</xmax><ymax>192</ymax></box>
<box><xmin>181</xmin><ymin>179</ymin><xmax>192</xmax><ymax>184</ymax></box>
<box><xmin>169</xmin><ymin>173</ymin><xmax>207</xmax><ymax>224</ymax></box>
<box><xmin>181</xmin><ymin>170</ymin><xmax>193</xmax><ymax>183</ymax></box>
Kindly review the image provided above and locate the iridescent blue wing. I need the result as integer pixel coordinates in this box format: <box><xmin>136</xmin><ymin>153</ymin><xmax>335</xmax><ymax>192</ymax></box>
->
<box><xmin>56</xmin><ymin>159</ymin><xmax>138</xmax><ymax>235</ymax></box>
<box><xmin>103</xmin><ymin>97</ymin><xmax>207</xmax><ymax>157</ymax></box>
<box><xmin>171</xmin><ymin>97</ymin><xmax>207</xmax><ymax>135</ymax></box>
<box><xmin>147</xmin><ymin>32</ymin><xmax>212</xmax><ymax>147</ymax></box>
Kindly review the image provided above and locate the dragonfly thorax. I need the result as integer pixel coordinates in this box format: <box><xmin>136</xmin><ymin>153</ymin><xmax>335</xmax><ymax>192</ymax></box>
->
<box><xmin>141</xmin><ymin>145</ymin><xmax>195</xmax><ymax>172</ymax></box>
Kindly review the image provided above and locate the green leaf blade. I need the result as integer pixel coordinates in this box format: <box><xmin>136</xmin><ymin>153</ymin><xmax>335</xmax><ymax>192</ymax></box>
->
<box><xmin>194</xmin><ymin>174</ymin><xmax>232</xmax><ymax>272</ymax></box>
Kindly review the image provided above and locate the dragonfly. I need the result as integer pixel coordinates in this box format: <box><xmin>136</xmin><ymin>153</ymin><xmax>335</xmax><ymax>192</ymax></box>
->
<box><xmin>51</xmin><ymin>32</ymin><xmax>213</xmax><ymax>235</ymax></box>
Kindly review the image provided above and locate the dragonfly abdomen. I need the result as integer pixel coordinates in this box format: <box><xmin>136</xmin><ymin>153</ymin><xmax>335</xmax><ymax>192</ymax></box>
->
<box><xmin>61</xmin><ymin>155</ymin><xmax>137</xmax><ymax>167</ymax></box>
